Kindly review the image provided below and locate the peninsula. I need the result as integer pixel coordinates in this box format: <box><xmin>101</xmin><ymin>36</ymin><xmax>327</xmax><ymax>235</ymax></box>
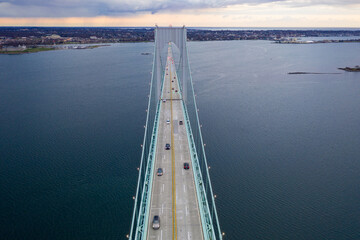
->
<box><xmin>338</xmin><ymin>66</ymin><xmax>360</xmax><ymax>72</ymax></box>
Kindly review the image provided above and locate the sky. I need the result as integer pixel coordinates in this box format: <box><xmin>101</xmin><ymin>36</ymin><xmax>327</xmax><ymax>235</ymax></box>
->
<box><xmin>0</xmin><ymin>0</ymin><xmax>359</xmax><ymax>27</ymax></box>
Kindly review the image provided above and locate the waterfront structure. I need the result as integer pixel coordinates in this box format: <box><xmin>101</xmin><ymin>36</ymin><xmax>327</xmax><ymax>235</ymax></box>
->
<box><xmin>1</xmin><ymin>45</ymin><xmax>27</xmax><ymax>51</ymax></box>
<box><xmin>129</xmin><ymin>26</ymin><xmax>222</xmax><ymax>240</ymax></box>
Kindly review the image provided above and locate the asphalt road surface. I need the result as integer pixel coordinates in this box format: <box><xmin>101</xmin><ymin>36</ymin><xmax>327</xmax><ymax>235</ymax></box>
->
<box><xmin>147</xmin><ymin>44</ymin><xmax>204</xmax><ymax>240</ymax></box>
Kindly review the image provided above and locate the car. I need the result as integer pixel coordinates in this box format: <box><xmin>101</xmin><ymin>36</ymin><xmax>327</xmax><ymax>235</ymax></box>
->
<box><xmin>165</xmin><ymin>143</ymin><xmax>170</xmax><ymax>150</ymax></box>
<box><xmin>172</xmin><ymin>88</ymin><xmax>174</xmax><ymax>90</ymax></box>
<box><xmin>174</xmin><ymin>77</ymin><xmax>176</xmax><ymax>79</ymax></box>
<box><xmin>157</xmin><ymin>168</ymin><xmax>163</xmax><ymax>176</ymax></box>
<box><xmin>179</xmin><ymin>120</ymin><xmax>183</xmax><ymax>125</ymax></box>
<box><xmin>166</xmin><ymin>119</ymin><xmax>170</xmax><ymax>124</ymax></box>
<box><xmin>152</xmin><ymin>215</ymin><xmax>160</xmax><ymax>230</ymax></box>
<box><xmin>184</xmin><ymin>162</ymin><xmax>190</xmax><ymax>170</ymax></box>
<box><xmin>162</xmin><ymin>99</ymin><xmax>166</xmax><ymax>102</ymax></box>
<box><xmin>175</xmin><ymin>90</ymin><xmax>178</xmax><ymax>92</ymax></box>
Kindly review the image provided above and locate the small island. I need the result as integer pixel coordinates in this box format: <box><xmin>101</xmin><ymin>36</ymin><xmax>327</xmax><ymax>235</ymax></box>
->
<box><xmin>288</xmin><ymin>72</ymin><xmax>341</xmax><ymax>75</ymax></box>
<box><xmin>338</xmin><ymin>66</ymin><xmax>360</xmax><ymax>72</ymax></box>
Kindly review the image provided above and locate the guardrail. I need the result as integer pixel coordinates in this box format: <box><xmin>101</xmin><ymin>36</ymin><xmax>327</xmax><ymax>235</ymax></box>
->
<box><xmin>176</xmin><ymin>41</ymin><xmax>223</xmax><ymax>240</ymax></box>
<box><xmin>129</xmin><ymin>37</ymin><xmax>163</xmax><ymax>240</ymax></box>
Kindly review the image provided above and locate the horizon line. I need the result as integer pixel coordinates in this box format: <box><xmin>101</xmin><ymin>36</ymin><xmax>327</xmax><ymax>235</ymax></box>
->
<box><xmin>1</xmin><ymin>26</ymin><xmax>360</xmax><ymax>29</ymax></box>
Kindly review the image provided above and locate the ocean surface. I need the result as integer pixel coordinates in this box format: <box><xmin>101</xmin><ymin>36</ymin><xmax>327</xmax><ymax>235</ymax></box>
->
<box><xmin>1</xmin><ymin>40</ymin><xmax>360</xmax><ymax>240</ymax></box>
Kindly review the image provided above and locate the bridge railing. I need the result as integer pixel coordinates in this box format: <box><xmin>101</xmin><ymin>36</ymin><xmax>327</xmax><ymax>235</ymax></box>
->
<box><xmin>128</xmin><ymin>38</ymin><xmax>162</xmax><ymax>240</ymax></box>
<box><xmin>177</xmin><ymin>41</ymin><xmax>223</xmax><ymax>240</ymax></box>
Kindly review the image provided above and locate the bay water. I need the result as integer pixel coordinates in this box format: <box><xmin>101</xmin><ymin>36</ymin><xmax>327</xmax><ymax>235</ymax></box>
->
<box><xmin>1</xmin><ymin>40</ymin><xmax>360</xmax><ymax>239</ymax></box>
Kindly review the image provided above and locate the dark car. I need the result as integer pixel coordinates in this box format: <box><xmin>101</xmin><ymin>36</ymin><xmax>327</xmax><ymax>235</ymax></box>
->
<box><xmin>157</xmin><ymin>168</ymin><xmax>163</xmax><ymax>176</ymax></box>
<box><xmin>179</xmin><ymin>120</ymin><xmax>183</xmax><ymax>125</ymax></box>
<box><xmin>184</xmin><ymin>162</ymin><xmax>190</xmax><ymax>170</ymax></box>
<box><xmin>165</xmin><ymin>143</ymin><xmax>170</xmax><ymax>150</ymax></box>
<box><xmin>152</xmin><ymin>215</ymin><xmax>160</xmax><ymax>230</ymax></box>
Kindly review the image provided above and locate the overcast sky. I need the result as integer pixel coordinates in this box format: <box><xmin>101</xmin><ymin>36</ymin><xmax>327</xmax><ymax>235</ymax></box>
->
<box><xmin>0</xmin><ymin>0</ymin><xmax>359</xmax><ymax>27</ymax></box>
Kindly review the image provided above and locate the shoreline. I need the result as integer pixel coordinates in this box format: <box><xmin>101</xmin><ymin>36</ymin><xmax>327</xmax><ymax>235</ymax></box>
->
<box><xmin>338</xmin><ymin>67</ymin><xmax>360</xmax><ymax>72</ymax></box>
<box><xmin>0</xmin><ymin>44</ymin><xmax>108</xmax><ymax>55</ymax></box>
<box><xmin>288</xmin><ymin>72</ymin><xmax>341</xmax><ymax>75</ymax></box>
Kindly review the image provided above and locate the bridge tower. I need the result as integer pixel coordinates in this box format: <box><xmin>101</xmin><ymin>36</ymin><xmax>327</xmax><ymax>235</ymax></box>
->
<box><xmin>154</xmin><ymin>26</ymin><xmax>188</xmax><ymax>103</ymax></box>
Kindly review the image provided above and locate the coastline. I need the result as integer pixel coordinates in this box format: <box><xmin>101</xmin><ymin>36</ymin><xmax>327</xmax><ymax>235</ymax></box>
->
<box><xmin>338</xmin><ymin>66</ymin><xmax>360</xmax><ymax>72</ymax></box>
<box><xmin>0</xmin><ymin>44</ymin><xmax>108</xmax><ymax>55</ymax></box>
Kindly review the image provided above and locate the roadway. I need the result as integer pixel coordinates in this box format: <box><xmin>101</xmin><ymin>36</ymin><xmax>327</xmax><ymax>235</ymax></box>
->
<box><xmin>147</xmin><ymin>44</ymin><xmax>204</xmax><ymax>240</ymax></box>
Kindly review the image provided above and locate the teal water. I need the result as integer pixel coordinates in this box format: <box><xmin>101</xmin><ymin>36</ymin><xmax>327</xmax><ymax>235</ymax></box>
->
<box><xmin>1</xmin><ymin>41</ymin><xmax>360</xmax><ymax>239</ymax></box>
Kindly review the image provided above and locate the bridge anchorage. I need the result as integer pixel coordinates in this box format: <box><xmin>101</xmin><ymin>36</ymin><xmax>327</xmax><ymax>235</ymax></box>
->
<box><xmin>129</xmin><ymin>26</ymin><xmax>223</xmax><ymax>240</ymax></box>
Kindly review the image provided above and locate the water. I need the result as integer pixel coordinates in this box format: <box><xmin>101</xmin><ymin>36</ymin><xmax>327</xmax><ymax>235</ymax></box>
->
<box><xmin>1</xmin><ymin>40</ymin><xmax>360</xmax><ymax>239</ymax></box>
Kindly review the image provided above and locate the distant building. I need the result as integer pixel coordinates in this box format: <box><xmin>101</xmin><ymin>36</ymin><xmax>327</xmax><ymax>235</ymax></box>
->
<box><xmin>2</xmin><ymin>45</ymin><xmax>27</xmax><ymax>51</ymax></box>
<box><xmin>47</xmin><ymin>34</ymin><xmax>61</xmax><ymax>39</ymax></box>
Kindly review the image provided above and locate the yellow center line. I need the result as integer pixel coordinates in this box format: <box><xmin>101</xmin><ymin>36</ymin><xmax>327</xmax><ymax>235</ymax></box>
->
<box><xmin>169</xmin><ymin>50</ymin><xmax>177</xmax><ymax>240</ymax></box>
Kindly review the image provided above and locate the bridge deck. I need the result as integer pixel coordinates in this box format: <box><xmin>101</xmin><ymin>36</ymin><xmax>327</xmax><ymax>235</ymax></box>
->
<box><xmin>147</xmin><ymin>45</ymin><xmax>204</xmax><ymax>240</ymax></box>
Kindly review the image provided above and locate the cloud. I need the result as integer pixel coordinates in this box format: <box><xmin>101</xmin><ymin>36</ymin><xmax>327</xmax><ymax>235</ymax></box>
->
<box><xmin>0</xmin><ymin>0</ymin><xmax>359</xmax><ymax>18</ymax></box>
<box><xmin>0</xmin><ymin>0</ymin><xmax>286</xmax><ymax>17</ymax></box>
<box><xmin>281</xmin><ymin>0</ymin><xmax>360</xmax><ymax>8</ymax></box>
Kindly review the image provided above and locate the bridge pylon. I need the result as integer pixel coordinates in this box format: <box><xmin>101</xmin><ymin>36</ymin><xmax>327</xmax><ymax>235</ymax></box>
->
<box><xmin>154</xmin><ymin>26</ymin><xmax>188</xmax><ymax>103</ymax></box>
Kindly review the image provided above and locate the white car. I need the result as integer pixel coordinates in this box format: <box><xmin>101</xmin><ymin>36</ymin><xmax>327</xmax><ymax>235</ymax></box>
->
<box><xmin>162</xmin><ymin>99</ymin><xmax>166</xmax><ymax>102</ymax></box>
<box><xmin>166</xmin><ymin>119</ymin><xmax>170</xmax><ymax>124</ymax></box>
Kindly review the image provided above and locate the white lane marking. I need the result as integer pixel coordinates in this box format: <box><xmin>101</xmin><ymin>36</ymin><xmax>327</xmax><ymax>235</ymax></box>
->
<box><xmin>186</xmin><ymin>206</ymin><xmax>189</xmax><ymax>216</ymax></box>
<box><xmin>161</xmin><ymin>203</ymin><xmax>164</xmax><ymax>214</ymax></box>
<box><xmin>183</xmin><ymin>185</ymin><xmax>186</xmax><ymax>193</ymax></box>
<box><xmin>162</xmin><ymin>184</ymin><xmax>164</xmax><ymax>193</ymax></box>
<box><xmin>161</xmin><ymin>230</ymin><xmax>163</xmax><ymax>240</ymax></box>
<box><xmin>188</xmin><ymin>232</ymin><xmax>191</xmax><ymax>240</ymax></box>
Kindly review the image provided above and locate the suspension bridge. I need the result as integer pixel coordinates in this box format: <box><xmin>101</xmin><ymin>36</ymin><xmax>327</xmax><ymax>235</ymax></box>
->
<box><xmin>129</xmin><ymin>26</ymin><xmax>222</xmax><ymax>240</ymax></box>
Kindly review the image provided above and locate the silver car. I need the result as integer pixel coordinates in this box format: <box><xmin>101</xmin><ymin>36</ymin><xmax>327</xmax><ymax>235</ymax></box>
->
<box><xmin>152</xmin><ymin>215</ymin><xmax>160</xmax><ymax>230</ymax></box>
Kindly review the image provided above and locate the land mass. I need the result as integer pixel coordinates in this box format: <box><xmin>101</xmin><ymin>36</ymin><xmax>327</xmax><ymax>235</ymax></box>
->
<box><xmin>275</xmin><ymin>39</ymin><xmax>360</xmax><ymax>44</ymax></box>
<box><xmin>0</xmin><ymin>44</ymin><xmax>108</xmax><ymax>54</ymax></box>
<box><xmin>0</xmin><ymin>47</ymin><xmax>53</xmax><ymax>54</ymax></box>
<box><xmin>288</xmin><ymin>72</ymin><xmax>341</xmax><ymax>74</ymax></box>
<box><xmin>1</xmin><ymin>27</ymin><xmax>360</xmax><ymax>48</ymax></box>
<box><xmin>338</xmin><ymin>66</ymin><xmax>360</xmax><ymax>72</ymax></box>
